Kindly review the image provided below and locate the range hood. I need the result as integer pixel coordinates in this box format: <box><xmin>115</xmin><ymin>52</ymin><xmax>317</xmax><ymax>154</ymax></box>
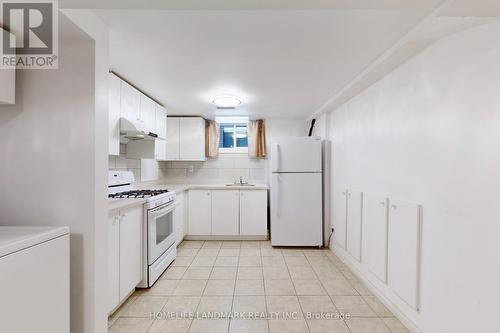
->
<box><xmin>120</xmin><ymin>117</ymin><xmax>159</xmax><ymax>141</ymax></box>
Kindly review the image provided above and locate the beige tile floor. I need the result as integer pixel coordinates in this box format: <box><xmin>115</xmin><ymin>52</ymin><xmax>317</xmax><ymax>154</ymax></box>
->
<box><xmin>108</xmin><ymin>240</ymin><xmax>410</xmax><ymax>333</ymax></box>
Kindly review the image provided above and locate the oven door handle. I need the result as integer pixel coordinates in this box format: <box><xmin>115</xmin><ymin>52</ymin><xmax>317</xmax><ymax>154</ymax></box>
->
<box><xmin>149</xmin><ymin>202</ymin><xmax>177</xmax><ymax>217</ymax></box>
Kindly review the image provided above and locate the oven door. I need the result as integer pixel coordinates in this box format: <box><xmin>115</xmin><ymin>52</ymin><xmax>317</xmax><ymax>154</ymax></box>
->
<box><xmin>147</xmin><ymin>202</ymin><xmax>177</xmax><ymax>265</ymax></box>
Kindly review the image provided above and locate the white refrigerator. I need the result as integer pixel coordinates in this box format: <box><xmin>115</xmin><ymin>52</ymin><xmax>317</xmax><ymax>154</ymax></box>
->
<box><xmin>270</xmin><ymin>136</ymin><xmax>323</xmax><ymax>247</ymax></box>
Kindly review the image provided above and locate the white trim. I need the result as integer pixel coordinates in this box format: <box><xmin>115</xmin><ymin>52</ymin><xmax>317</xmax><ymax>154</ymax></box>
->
<box><xmin>219</xmin><ymin>147</ymin><xmax>249</xmax><ymax>154</ymax></box>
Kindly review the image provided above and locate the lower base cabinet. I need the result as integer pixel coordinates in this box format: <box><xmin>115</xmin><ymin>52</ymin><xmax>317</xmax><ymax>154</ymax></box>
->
<box><xmin>187</xmin><ymin>189</ymin><xmax>267</xmax><ymax>238</ymax></box>
<box><xmin>240</xmin><ymin>190</ymin><xmax>268</xmax><ymax>236</ymax></box>
<box><xmin>212</xmin><ymin>190</ymin><xmax>240</xmax><ymax>235</ymax></box>
<box><xmin>188</xmin><ymin>190</ymin><xmax>212</xmax><ymax>235</ymax></box>
<box><xmin>108</xmin><ymin>205</ymin><xmax>143</xmax><ymax>314</ymax></box>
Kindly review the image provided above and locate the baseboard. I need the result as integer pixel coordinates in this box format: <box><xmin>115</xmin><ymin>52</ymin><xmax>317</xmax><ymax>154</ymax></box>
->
<box><xmin>184</xmin><ymin>235</ymin><xmax>268</xmax><ymax>241</ymax></box>
<box><xmin>330</xmin><ymin>245</ymin><xmax>423</xmax><ymax>333</ymax></box>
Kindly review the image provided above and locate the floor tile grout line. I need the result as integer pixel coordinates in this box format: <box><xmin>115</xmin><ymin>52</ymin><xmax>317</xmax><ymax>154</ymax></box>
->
<box><xmin>185</xmin><ymin>240</ymin><xmax>207</xmax><ymax>333</ymax></box>
<box><xmin>228</xmin><ymin>245</ymin><xmax>242</xmax><ymax>333</ymax></box>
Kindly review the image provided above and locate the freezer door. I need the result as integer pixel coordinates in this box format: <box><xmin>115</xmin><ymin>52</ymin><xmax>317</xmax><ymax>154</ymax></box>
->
<box><xmin>271</xmin><ymin>137</ymin><xmax>322</xmax><ymax>173</ymax></box>
<box><xmin>270</xmin><ymin>172</ymin><xmax>323</xmax><ymax>246</ymax></box>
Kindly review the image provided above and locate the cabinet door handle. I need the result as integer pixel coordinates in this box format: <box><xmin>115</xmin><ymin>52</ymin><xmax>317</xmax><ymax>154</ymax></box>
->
<box><xmin>380</xmin><ymin>202</ymin><xmax>385</xmax><ymax>206</ymax></box>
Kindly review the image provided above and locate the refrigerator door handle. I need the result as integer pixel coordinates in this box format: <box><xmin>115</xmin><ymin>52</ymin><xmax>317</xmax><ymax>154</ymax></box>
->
<box><xmin>276</xmin><ymin>174</ymin><xmax>281</xmax><ymax>216</ymax></box>
<box><xmin>273</xmin><ymin>143</ymin><xmax>280</xmax><ymax>172</ymax></box>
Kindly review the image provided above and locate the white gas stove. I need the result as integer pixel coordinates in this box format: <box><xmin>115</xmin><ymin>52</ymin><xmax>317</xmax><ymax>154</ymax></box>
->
<box><xmin>108</xmin><ymin>171</ymin><xmax>177</xmax><ymax>287</ymax></box>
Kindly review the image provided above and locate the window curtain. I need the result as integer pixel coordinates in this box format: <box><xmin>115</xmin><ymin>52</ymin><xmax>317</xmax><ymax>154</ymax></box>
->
<box><xmin>248</xmin><ymin>119</ymin><xmax>266</xmax><ymax>158</ymax></box>
<box><xmin>205</xmin><ymin>120</ymin><xmax>220</xmax><ymax>158</ymax></box>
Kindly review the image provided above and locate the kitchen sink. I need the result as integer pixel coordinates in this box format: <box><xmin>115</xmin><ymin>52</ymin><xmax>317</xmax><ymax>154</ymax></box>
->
<box><xmin>225</xmin><ymin>183</ymin><xmax>256</xmax><ymax>187</ymax></box>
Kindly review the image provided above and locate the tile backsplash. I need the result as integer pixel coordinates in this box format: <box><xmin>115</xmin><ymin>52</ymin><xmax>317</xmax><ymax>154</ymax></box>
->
<box><xmin>109</xmin><ymin>145</ymin><xmax>266</xmax><ymax>184</ymax></box>
<box><xmin>161</xmin><ymin>153</ymin><xmax>266</xmax><ymax>184</ymax></box>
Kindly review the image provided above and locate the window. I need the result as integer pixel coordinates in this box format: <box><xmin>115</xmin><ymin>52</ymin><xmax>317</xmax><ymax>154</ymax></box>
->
<box><xmin>216</xmin><ymin>117</ymin><xmax>248</xmax><ymax>153</ymax></box>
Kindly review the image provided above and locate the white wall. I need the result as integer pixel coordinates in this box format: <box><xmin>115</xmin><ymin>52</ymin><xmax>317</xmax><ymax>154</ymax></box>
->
<box><xmin>0</xmin><ymin>15</ymin><xmax>93</xmax><ymax>332</ymax></box>
<box><xmin>326</xmin><ymin>20</ymin><xmax>500</xmax><ymax>333</ymax></box>
<box><xmin>0</xmin><ymin>12</ymin><xmax>109</xmax><ymax>333</ymax></box>
<box><xmin>62</xmin><ymin>9</ymin><xmax>110</xmax><ymax>333</ymax></box>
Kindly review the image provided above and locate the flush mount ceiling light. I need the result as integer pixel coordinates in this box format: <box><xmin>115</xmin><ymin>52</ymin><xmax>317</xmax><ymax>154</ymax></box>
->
<box><xmin>213</xmin><ymin>95</ymin><xmax>242</xmax><ymax>109</ymax></box>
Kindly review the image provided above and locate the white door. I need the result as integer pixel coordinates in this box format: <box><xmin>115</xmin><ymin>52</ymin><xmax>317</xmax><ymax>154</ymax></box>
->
<box><xmin>347</xmin><ymin>190</ymin><xmax>363</xmax><ymax>262</ymax></box>
<box><xmin>166</xmin><ymin>117</ymin><xmax>180</xmax><ymax>160</ymax></box>
<box><xmin>332</xmin><ymin>188</ymin><xmax>347</xmax><ymax>249</ymax></box>
<box><xmin>107</xmin><ymin>213</ymin><xmax>120</xmax><ymax>312</ymax></box>
<box><xmin>140</xmin><ymin>95</ymin><xmax>156</xmax><ymax>133</ymax></box>
<box><xmin>212</xmin><ymin>190</ymin><xmax>239</xmax><ymax>235</ymax></box>
<box><xmin>271</xmin><ymin>137</ymin><xmax>322</xmax><ymax>173</ymax></box>
<box><xmin>271</xmin><ymin>173</ymin><xmax>322</xmax><ymax>246</ymax></box>
<box><xmin>240</xmin><ymin>190</ymin><xmax>268</xmax><ymax>236</ymax></box>
<box><xmin>388</xmin><ymin>199</ymin><xmax>421</xmax><ymax>310</ymax></box>
<box><xmin>120</xmin><ymin>81</ymin><xmax>141</xmax><ymax>124</ymax></box>
<box><xmin>362</xmin><ymin>193</ymin><xmax>389</xmax><ymax>283</ymax></box>
<box><xmin>119</xmin><ymin>205</ymin><xmax>143</xmax><ymax>300</ymax></box>
<box><xmin>180</xmin><ymin>117</ymin><xmax>206</xmax><ymax>161</ymax></box>
<box><xmin>188</xmin><ymin>190</ymin><xmax>212</xmax><ymax>235</ymax></box>
<box><xmin>108</xmin><ymin>74</ymin><xmax>121</xmax><ymax>156</ymax></box>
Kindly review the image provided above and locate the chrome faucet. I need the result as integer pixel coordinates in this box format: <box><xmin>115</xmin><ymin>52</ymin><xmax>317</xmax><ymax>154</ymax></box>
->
<box><xmin>235</xmin><ymin>176</ymin><xmax>248</xmax><ymax>185</ymax></box>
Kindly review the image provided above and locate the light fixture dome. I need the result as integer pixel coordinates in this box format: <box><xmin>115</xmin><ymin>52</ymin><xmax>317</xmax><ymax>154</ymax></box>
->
<box><xmin>213</xmin><ymin>95</ymin><xmax>242</xmax><ymax>108</ymax></box>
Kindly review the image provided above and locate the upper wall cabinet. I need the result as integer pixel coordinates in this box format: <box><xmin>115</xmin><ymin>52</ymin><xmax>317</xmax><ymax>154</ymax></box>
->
<box><xmin>166</xmin><ymin>117</ymin><xmax>206</xmax><ymax>161</ymax></box>
<box><xmin>108</xmin><ymin>73</ymin><xmax>168</xmax><ymax>158</ymax></box>
<box><xmin>0</xmin><ymin>28</ymin><xmax>15</xmax><ymax>105</ymax></box>
<box><xmin>120</xmin><ymin>81</ymin><xmax>141</xmax><ymax>127</ymax></box>
<box><xmin>139</xmin><ymin>95</ymin><xmax>156</xmax><ymax>134</ymax></box>
<box><xmin>154</xmin><ymin>105</ymin><xmax>167</xmax><ymax>160</ymax></box>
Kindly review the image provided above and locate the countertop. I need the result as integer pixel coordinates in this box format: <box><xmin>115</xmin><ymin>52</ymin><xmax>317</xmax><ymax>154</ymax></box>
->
<box><xmin>0</xmin><ymin>226</ymin><xmax>69</xmax><ymax>257</ymax></box>
<box><xmin>108</xmin><ymin>183</ymin><xmax>268</xmax><ymax>212</ymax></box>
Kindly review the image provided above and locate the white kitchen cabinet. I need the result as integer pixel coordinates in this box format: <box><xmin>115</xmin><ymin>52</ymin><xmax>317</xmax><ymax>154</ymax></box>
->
<box><xmin>166</xmin><ymin>117</ymin><xmax>180</xmax><ymax>160</ymax></box>
<box><xmin>388</xmin><ymin>199</ymin><xmax>421</xmax><ymax>310</ymax></box>
<box><xmin>188</xmin><ymin>190</ymin><xmax>212</xmax><ymax>235</ymax></box>
<box><xmin>108</xmin><ymin>74</ymin><xmax>121</xmax><ymax>156</ymax></box>
<box><xmin>0</xmin><ymin>28</ymin><xmax>15</xmax><ymax>105</ymax></box>
<box><xmin>0</xmin><ymin>227</ymin><xmax>69</xmax><ymax>333</ymax></box>
<box><xmin>155</xmin><ymin>105</ymin><xmax>167</xmax><ymax>139</ymax></box>
<box><xmin>333</xmin><ymin>188</ymin><xmax>348</xmax><ymax>249</ymax></box>
<box><xmin>180</xmin><ymin>117</ymin><xmax>206</xmax><ymax>161</ymax></box>
<box><xmin>212</xmin><ymin>190</ymin><xmax>240</xmax><ymax>235</ymax></box>
<box><xmin>362</xmin><ymin>193</ymin><xmax>388</xmax><ymax>283</ymax></box>
<box><xmin>120</xmin><ymin>81</ymin><xmax>141</xmax><ymax>125</ymax></box>
<box><xmin>155</xmin><ymin>105</ymin><xmax>167</xmax><ymax>160</ymax></box>
<box><xmin>107</xmin><ymin>212</ymin><xmax>120</xmax><ymax>312</ymax></box>
<box><xmin>174</xmin><ymin>191</ymin><xmax>187</xmax><ymax>246</ymax></box>
<box><xmin>118</xmin><ymin>205</ymin><xmax>143</xmax><ymax>301</ymax></box>
<box><xmin>140</xmin><ymin>95</ymin><xmax>156</xmax><ymax>133</ymax></box>
<box><xmin>165</xmin><ymin>117</ymin><xmax>206</xmax><ymax>161</ymax></box>
<box><xmin>347</xmin><ymin>190</ymin><xmax>363</xmax><ymax>262</ymax></box>
<box><xmin>240</xmin><ymin>190</ymin><xmax>268</xmax><ymax>236</ymax></box>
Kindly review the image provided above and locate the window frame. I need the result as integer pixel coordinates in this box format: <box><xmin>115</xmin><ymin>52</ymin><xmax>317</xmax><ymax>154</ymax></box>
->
<box><xmin>216</xmin><ymin>117</ymin><xmax>249</xmax><ymax>154</ymax></box>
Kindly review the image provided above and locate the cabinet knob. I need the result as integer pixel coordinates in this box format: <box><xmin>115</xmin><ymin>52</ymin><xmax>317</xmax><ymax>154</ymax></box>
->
<box><xmin>207</xmin><ymin>192</ymin><xmax>210</xmax><ymax>195</ymax></box>
<box><xmin>380</xmin><ymin>202</ymin><xmax>385</xmax><ymax>206</ymax></box>
<box><xmin>391</xmin><ymin>205</ymin><xmax>397</xmax><ymax>210</ymax></box>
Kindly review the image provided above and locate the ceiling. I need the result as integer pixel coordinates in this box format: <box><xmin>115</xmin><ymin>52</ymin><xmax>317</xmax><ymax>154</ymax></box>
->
<box><xmin>65</xmin><ymin>0</ymin><xmax>498</xmax><ymax>119</ymax></box>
